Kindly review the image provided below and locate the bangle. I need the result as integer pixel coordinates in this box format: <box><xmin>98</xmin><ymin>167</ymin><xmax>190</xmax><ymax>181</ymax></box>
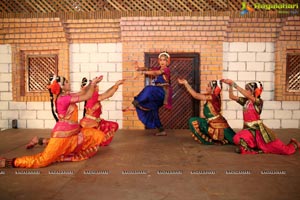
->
<box><xmin>38</xmin><ymin>137</ymin><xmax>44</xmax><ymax>145</ymax></box>
<box><xmin>185</xmin><ymin>83</ymin><xmax>192</xmax><ymax>90</ymax></box>
<box><xmin>232</xmin><ymin>82</ymin><xmax>238</xmax><ymax>89</ymax></box>
<box><xmin>5</xmin><ymin>158</ymin><xmax>16</xmax><ymax>168</ymax></box>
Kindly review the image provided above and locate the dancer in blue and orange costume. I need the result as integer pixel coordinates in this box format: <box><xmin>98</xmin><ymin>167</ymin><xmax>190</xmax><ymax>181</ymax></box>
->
<box><xmin>80</xmin><ymin>77</ymin><xmax>124</xmax><ymax>146</ymax></box>
<box><xmin>123</xmin><ymin>51</ymin><xmax>172</xmax><ymax>136</ymax></box>
<box><xmin>222</xmin><ymin>79</ymin><xmax>299</xmax><ymax>154</ymax></box>
<box><xmin>0</xmin><ymin>74</ymin><xmax>107</xmax><ymax>168</ymax></box>
<box><xmin>178</xmin><ymin>78</ymin><xmax>236</xmax><ymax>145</ymax></box>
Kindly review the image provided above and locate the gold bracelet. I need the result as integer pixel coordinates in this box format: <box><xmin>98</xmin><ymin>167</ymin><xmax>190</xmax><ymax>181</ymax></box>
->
<box><xmin>185</xmin><ymin>83</ymin><xmax>192</xmax><ymax>90</ymax></box>
<box><xmin>231</xmin><ymin>82</ymin><xmax>237</xmax><ymax>89</ymax></box>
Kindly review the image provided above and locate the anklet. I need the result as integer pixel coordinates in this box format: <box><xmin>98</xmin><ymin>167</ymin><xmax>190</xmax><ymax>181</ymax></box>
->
<box><xmin>38</xmin><ymin>138</ymin><xmax>44</xmax><ymax>145</ymax></box>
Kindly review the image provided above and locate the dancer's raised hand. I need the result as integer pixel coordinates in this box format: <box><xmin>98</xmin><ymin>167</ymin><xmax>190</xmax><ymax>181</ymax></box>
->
<box><xmin>221</xmin><ymin>79</ymin><xmax>233</xmax><ymax>85</ymax></box>
<box><xmin>91</xmin><ymin>75</ymin><xmax>103</xmax><ymax>85</ymax></box>
<box><xmin>115</xmin><ymin>79</ymin><xmax>125</xmax><ymax>86</ymax></box>
<box><xmin>177</xmin><ymin>78</ymin><xmax>188</xmax><ymax>85</ymax></box>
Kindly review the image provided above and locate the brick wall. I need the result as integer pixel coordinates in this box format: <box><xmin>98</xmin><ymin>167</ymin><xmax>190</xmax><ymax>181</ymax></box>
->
<box><xmin>0</xmin><ymin>44</ymin><xmax>55</xmax><ymax>129</ymax></box>
<box><xmin>0</xmin><ymin>15</ymin><xmax>299</xmax><ymax>130</ymax></box>
<box><xmin>275</xmin><ymin>17</ymin><xmax>300</xmax><ymax>101</ymax></box>
<box><xmin>65</xmin><ymin>19</ymin><xmax>121</xmax><ymax>43</ymax></box>
<box><xmin>227</xmin><ymin>18</ymin><xmax>281</xmax><ymax>42</ymax></box>
<box><xmin>223</xmin><ymin>42</ymin><xmax>300</xmax><ymax>129</ymax></box>
<box><xmin>0</xmin><ymin>43</ymin><xmax>123</xmax><ymax>129</ymax></box>
<box><xmin>70</xmin><ymin>43</ymin><xmax>123</xmax><ymax>127</ymax></box>
<box><xmin>121</xmin><ymin>16</ymin><xmax>227</xmax><ymax>129</ymax></box>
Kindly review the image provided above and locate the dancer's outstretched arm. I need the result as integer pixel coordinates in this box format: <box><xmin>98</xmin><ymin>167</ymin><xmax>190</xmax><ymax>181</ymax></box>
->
<box><xmin>178</xmin><ymin>78</ymin><xmax>207</xmax><ymax>101</ymax></box>
<box><xmin>222</xmin><ymin>79</ymin><xmax>255</xmax><ymax>102</ymax></box>
<box><xmin>98</xmin><ymin>79</ymin><xmax>125</xmax><ymax>101</ymax></box>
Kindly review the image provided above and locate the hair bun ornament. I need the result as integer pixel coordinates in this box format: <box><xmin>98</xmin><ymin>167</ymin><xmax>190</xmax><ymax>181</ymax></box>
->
<box><xmin>255</xmin><ymin>81</ymin><xmax>263</xmax><ymax>97</ymax></box>
<box><xmin>217</xmin><ymin>80</ymin><xmax>222</xmax><ymax>89</ymax></box>
<box><xmin>210</xmin><ymin>80</ymin><xmax>222</xmax><ymax>95</ymax></box>
<box><xmin>47</xmin><ymin>74</ymin><xmax>61</xmax><ymax>95</ymax></box>
<box><xmin>81</xmin><ymin>77</ymin><xmax>88</xmax><ymax>88</ymax></box>
<box><xmin>158</xmin><ymin>51</ymin><xmax>171</xmax><ymax>64</ymax></box>
<box><xmin>214</xmin><ymin>87</ymin><xmax>221</xmax><ymax>95</ymax></box>
<box><xmin>49</xmin><ymin>74</ymin><xmax>57</xmax><ymax>84</ymax></box>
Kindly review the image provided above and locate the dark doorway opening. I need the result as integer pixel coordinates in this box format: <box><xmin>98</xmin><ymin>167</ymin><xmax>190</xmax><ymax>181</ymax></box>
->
<box><xmin>145</xmin><ymin>53</ymin><xmax>200</xmax><ymax>129</ymax></box>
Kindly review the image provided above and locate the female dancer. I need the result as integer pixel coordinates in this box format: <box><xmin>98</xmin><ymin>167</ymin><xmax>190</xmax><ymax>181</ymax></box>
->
<box><xmin>178</xmin><ymin>79</ymin><xmax>235</xmax><ymax>144</ymax></box>
<box><xmin>222</xmin><ymin>79</ymin><xmax>299</xmax><ymax>154</ymax></box>
<box><xmin>80</xmin><ymin>77</ymin><xmax>125</xmax><ymax>146</ymax></box>
<box><xmin>123</xmin><ymin>51</ymin><xmax>172</xmax><ymax>136</ymax></box>
<box><xmin>0</xmin><ymin>74</ymin><xmax>106</xmax><ymax>168</ymax></box>
<box><xmin>25</xmin><ymin>77</ymin><xmax>124</xmax><ymax>148</ymax></box>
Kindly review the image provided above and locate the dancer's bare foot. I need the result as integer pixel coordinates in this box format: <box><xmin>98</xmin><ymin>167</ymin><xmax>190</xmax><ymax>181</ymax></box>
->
<box><xmin>0</xmin><ymin>157</ymin><xmax>5</xmax><ymax>168</ymax></box>
<box><xmin>26</xmin><ymin>136</ymin><xmax>39</xmax><ymax>149</ymax></box>
<box><xmin>154</xmin><ymin>131</ymin><xmax>167</xmax><ymax>136</ymax></box>
<box><xmin>122</xmin><ymin>106</ymin><xmax>136</xmax><ymax>112</ymax></box>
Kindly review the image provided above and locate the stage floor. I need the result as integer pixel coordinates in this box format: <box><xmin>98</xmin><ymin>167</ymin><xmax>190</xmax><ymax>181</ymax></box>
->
<box><xmin>0</xmin><ymin>128</ymin><xmax>299</xmax><ymax>200</ymax></box>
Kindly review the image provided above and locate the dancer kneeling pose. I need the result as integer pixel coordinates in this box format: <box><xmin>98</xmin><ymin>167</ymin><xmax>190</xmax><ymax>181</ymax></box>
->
<box><xmin>178</xmin><ymin>79</ymin><xmax>235</xmax><ymax>145</ymax></box>
<box><xmin>222</xmin><ymin>79</ymin><xmax>299</xmax><ymax>155</ymax></box>
<box><xmin>80</xmin><ymin>77</ymin><xmax>124</xmax><ymax>146</ymax></box>
<box><xmin>0</xmin><ymin>75</ymin><xmax>105</xmax><ymax>168</ymax></box>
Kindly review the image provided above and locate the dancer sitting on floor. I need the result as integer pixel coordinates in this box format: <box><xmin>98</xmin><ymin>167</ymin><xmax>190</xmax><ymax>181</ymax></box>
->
<box><xmin>25</xmin><ymin>76</ymin><xmax>124</xmax><ymax>149</ymax></box>
<box><xmin>123</xmin><ymin>51</ymin><xmax>172</xmax><ymax>136</ymax></box>
<box><xmin>222</xmin><ymin>79</ymin><xmax>299</xmax><ymax>154</ymax></box>
<box><xmin>0</xmin><ymin>74</ymin><xmax>108</xmax><ymax>168</ymax></box>
<box><xmin>178</xmin><ymin>78</ymin><xmax>236</xmax><ymax>145</ymax></box>
<box><xmin>80</xmin><ymin>77</ymin><xmax>124</xmax><ymax>146</ymax></box>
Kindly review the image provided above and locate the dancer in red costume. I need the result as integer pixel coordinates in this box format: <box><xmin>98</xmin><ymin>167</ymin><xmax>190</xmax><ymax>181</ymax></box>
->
<box><xmin>80</xmin><ymin>77</ymin><xmax>124</xmax><ymax>146</ymax></box>
<box><xmin>222</xmin><ymin>79</ymin><xmax>299</xmax><ymax>155</ymax></box>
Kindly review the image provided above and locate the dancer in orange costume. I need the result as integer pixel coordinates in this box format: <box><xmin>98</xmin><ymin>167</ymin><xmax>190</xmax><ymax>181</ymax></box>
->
<box><xmin>0</xmin><ymin>74</ymin><xmax>105</xmax><ymax>168</ymax></box>
<box><xmin>80</xmin><ymin>77</ymin><xmax>125</xmax><ymax>146</ymax></box>
<box><xmin>25</xmin><ymin>77</ymin><xmax>125</xmax><ymax>149</ymax></box>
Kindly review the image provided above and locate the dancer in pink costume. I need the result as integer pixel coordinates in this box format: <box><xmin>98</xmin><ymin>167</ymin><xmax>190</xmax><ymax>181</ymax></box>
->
<box><xmin>222</xmin><ymin>79</ymin><xmax>299</xmax><ymax>155</ymax></box>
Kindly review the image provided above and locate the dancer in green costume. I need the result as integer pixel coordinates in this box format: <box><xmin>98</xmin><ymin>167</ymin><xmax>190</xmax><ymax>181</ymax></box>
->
<box><xmin>178</xmin><ymin>79</ymin><xmax>235</xmax><ymax>145</ymax></box>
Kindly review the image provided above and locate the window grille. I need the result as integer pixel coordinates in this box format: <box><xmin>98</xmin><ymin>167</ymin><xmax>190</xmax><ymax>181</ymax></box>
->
<box><xmin>145</xmin><ymin>53</ymin><xmax>200</xmax><ymax>129</ymax></box>
<box><xmin>286</xmin><ymin>54</ymin><xmax>300</xmax><ymax>92</ymax></box>
<box><xmin>27</xmin><ymin>55</ymin><xmax>58</xmax><ymax>92</ymax></box>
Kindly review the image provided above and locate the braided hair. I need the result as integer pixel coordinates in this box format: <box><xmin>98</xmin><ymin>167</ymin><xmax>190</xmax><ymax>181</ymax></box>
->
<box><xmin>48</xmin><ymin>74</ymin><xmax>59</xmax><ymax>122</ymax></box>
<box><xmin>81</xmin><ymin>77</ymin><xmax>88</xmax><ymax>117</ymax></box>
<box><xmin>245</xmin><ymin>81</ymin><xmax>263</xmax><ymax>98</ymax></box>
<box><xmin>210</xmin><ymin>80</ymin><xmax>222</xmax><ymax>96</ymax></box>
<box><xmin>47</xmin><ymin>74</ymin><xmax>68</xmax><ymax>121</ymax></box>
